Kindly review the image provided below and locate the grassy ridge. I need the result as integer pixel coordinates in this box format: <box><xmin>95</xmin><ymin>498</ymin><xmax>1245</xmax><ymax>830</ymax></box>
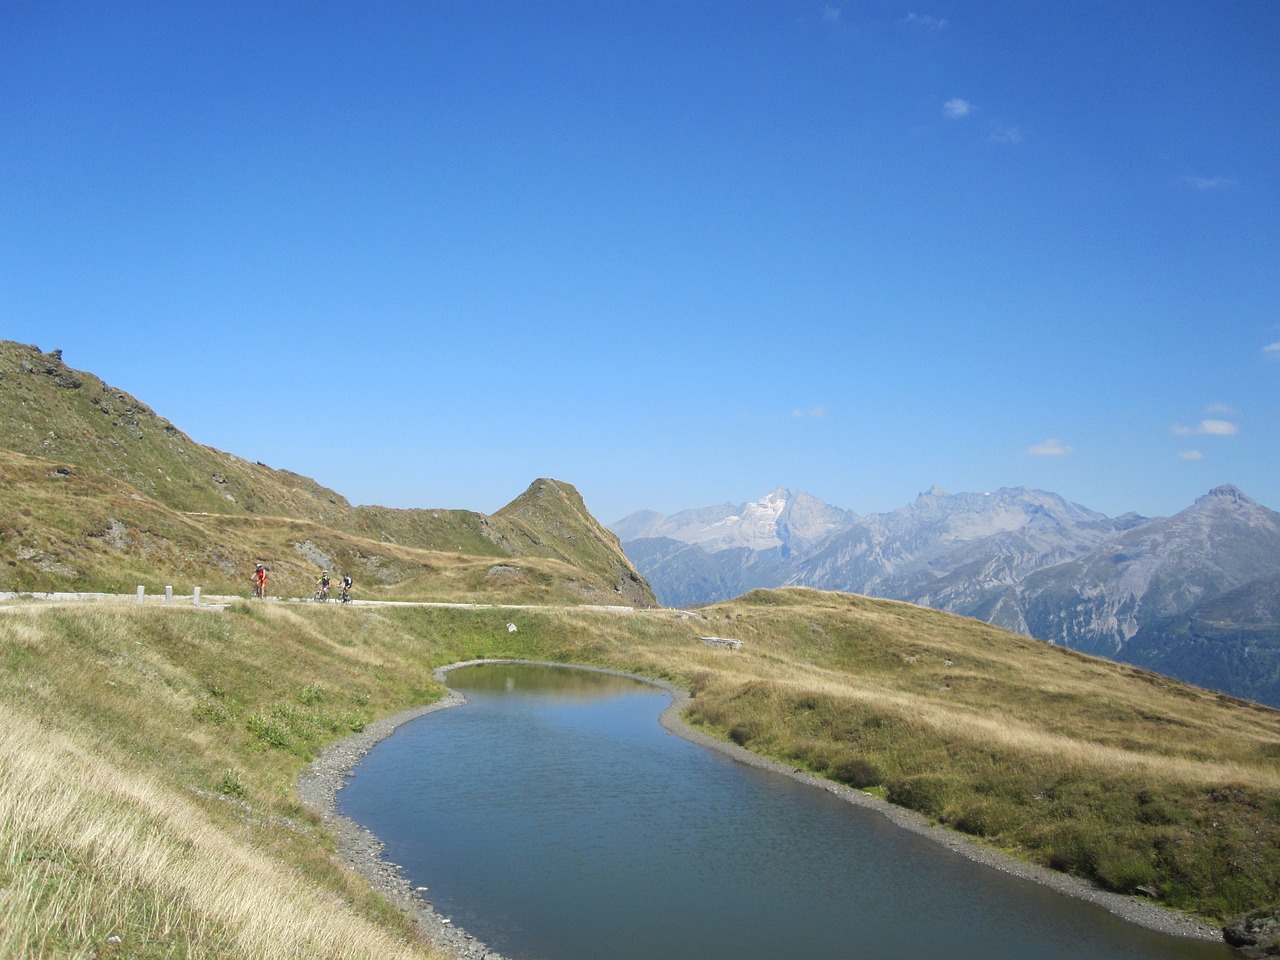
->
<box><xmin>0</xmin><ymin>447</ymin><xmax>643</xmax><ymax>605</ymax></box>
<box><xmin>3</xmin><ymin>590</ymin><xmax>1280</xmax><ymax>959</ymax></box>
<box><xmin>0</xmin><ymin>342</ymin><xmax>654</xmax><ymax>606</ymax></box>
<box><xmin>0</xmin><ymin>342</ymin><xmax>355</xmax><ymax>520</ymax></box>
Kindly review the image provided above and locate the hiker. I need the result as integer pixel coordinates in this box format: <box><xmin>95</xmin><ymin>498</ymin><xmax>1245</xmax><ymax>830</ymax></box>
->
<box><xmin>251</xmin><ymin>563</ymin><xmax>267</xmax><ymax>599</ymax></box>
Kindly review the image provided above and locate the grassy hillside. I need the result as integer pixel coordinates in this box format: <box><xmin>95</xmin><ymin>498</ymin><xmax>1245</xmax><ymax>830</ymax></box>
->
<box><xmin>0</xmin><ymin>341</ymin><xmax>654</xmax><ymax>605</ymax></box>
<box><xmin>682</xmin><ymin>590</ymin><xmax>1280</xmax><ymax>922</ymax></box>
<box><xmin>3</xmin><ymin>589</ymin><xmax>1279</xmax><ymax>958</ymax></box>
<box><xmin>0</xmin><ymin>447</ymin><xmax>640</xmax><ymax>606</ymax></box>
<box><xmin>0</xmin><ymin>342</ymin><xmax>354</xmax><ymax>520</ymax></box>
<box><xmin>494</xmin><ymin>478</ymin><xmax>650</xmax><ymax>600</ymax></box>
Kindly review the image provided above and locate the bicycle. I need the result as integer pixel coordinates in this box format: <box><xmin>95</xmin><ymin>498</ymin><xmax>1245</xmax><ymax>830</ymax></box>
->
<box><xmin>314</xmin><ymin>585</ymin><xmax>330</xmax><ymax>602</ymax></box>
<box><xmin>339</xmin><ymin>585</ymin><xmax>351</xmax><ymax>604</ymax></box>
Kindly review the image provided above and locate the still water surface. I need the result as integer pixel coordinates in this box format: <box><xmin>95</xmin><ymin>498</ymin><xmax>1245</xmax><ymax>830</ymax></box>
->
<box><xmin>339</xmin><ymin>663</ymin><xmax>1232</xmax><ymax>960</ymax></box>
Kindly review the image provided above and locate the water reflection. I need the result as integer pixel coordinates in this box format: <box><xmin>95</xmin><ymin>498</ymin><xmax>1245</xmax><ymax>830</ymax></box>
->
<box><xmin>444</xmin><ymin>662</ymin><xmax>649</xmax><ymax>700</ymax></box>
<box><xmin>339</xmin><ymin>662</ymin><xmax>1232</xmax><ymax>960</ymax></box>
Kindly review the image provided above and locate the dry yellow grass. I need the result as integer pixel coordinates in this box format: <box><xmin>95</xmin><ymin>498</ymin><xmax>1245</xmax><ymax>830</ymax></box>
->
<box><xmin>685</xmin><ymin>666</ymin><xmax>1280</xmax><ymax>790</ymax></box>
<box><xmin>0</xmin><ymin>706</ymin><xmax>443</xmax><ymax>960</ymax></box>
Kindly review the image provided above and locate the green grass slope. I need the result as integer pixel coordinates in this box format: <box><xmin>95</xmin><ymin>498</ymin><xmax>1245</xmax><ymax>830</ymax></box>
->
<box><xmin>3</xmin><ymin>589</ymin><xmax>1279</xmax><ymax>960</ymax></box>
<box><xmin>494</xmin><ymin>477</ymin><xmax>651</xmax><ymax>604</ymax></box>
<box><xmin>0</xmin><ymin>342</ymin><xmax>351</xmax><ymax>519</ymax></box>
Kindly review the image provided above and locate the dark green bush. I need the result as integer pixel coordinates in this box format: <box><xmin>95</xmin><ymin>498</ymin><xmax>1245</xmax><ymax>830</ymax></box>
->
<box><xmin>887</xmin><ymin>774</ymin><xmax>954</xmax><ymax>818</ymax></box>
<box><xmin>829</xmin><ymin>755</ymin><xmax>881</xmax><ymax>789</ymax></box>
<box><xmin>1044</xmin><ymin>822</ymin><xmax>1100</xmax><ymax>876</ymax></box>
<box><xmin>246</xmin><ymin>713</ymin><xmax>290</xmax><ymax>749</ymax></box>
<box><xmin>951</xmin><ymin>800</ymin><xmax>1016</xmax><ymax>839</ymax></box>
<box><xmin>1095</xmin><ymin>843</ymin><xmax>1160</xmax><ymax>894</ymax></box>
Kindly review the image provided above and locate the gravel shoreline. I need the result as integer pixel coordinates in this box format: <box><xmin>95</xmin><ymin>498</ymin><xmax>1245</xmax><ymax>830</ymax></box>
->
<box><xmin>296</xmin><ymin>660</ymin><xmax>1226</xmax><ymax>958</ymax></box>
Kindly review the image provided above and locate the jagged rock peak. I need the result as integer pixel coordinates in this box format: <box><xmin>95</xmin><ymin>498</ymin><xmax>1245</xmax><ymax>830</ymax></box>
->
<box><xmin>1197</xmin><ymin>484</ymin><xmax>1251</xmax><ymax>506</ymax></box>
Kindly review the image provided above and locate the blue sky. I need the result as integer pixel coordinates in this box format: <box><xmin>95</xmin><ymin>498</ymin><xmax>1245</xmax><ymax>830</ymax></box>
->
<box><xmin>3</xmin><ymin>1</ymin><xmax>1277</xmax><ymax>524</ymax></box>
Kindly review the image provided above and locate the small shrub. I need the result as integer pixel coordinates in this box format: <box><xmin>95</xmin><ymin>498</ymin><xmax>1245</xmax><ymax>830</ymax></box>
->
<box><xmin>246</xmin><ymin>713</ymin><xmax>290</xmax><ymax>749</ymax></box>
<box><xmin>1095</xmin><ymin>843</ymin><xmax>1160</xmax><ymax>894</ymax></box>
<box><xmin>828</xmin><ymin>755</ymin><xmax>881</xmax><ymax>789</ymax></box>
<box><xmin>269</xmin><ymin>702</ymin><xmax>303</xmax><ymax>723</ymax></box>
<box><xmin>341</xmin><ymin>712</ymin><xmax>369</xmax><ymax>733</ymax></box>
<box><xmin>297</xmin><ymin>684</ymin><xmax>324</xmax><ymax>706</ymax></box>
<box><xmin>887</xmin><ymin>774</ymin><xmax>954</xmax><ymax>818</ymax></box>
<box><xmin>1044</xmin><ymin>823</ymin><xmax>1100</xmax><ymax>877</ymax></box>
<box><xmin>218</xmin><ymin>768</ymin><xmax>247</xmax><ymax>800</ymax></box>
<box><xmin>192</xmin><ymin>699</ymin><xmax>227</xmax><ymax>725</ymax></box>
<box><xmin>795</xmin><ymin>739</ymin><xmax>832</xmax><ymax>773</ymax></box>
<box><xmin>952</xmin><ymin>801</ymin><xmax>1015</xmax><ymax>839</ymax></box>
<box><xmin>687</xmin><ymin>671</ymin><xmax>713</xmax><ymax>696</ymax></box>
<box><xmin>1136</xmin><ymin>793</ymin><xmax>1187</xmax><ymax>825</ymax></box>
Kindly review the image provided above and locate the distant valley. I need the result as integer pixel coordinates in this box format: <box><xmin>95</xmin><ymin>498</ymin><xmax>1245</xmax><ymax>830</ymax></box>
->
<box><xmin>612</xmin><ymin>485</ymin><xmax>1280</xmax><ymax>708</ymax></box>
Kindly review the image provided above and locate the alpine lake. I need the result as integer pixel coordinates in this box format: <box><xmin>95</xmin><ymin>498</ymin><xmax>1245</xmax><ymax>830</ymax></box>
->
<box><xmin>338</xmin><ymin>662</ymin><xmax>1234</xmax><ymax>960</ymax></box>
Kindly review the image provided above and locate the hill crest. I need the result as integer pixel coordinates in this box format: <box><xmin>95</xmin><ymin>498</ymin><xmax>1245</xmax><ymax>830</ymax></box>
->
<box><xmin>0</xmin><ymin>340</ymin><xmax>654</xmax><ymax>605</ymax></box>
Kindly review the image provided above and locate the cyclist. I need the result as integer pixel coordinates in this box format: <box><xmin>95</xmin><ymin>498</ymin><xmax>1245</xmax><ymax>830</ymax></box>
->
<box><xmin>315</xmin><ymin>570</ymin><xmax>331</xmax><ymax>602</ymax></box>
<box><xmin>339</xmin><ymin>574</ymin><xmax>353</xmax><ymax>604</ymax></box>
<box><xmin>251</xmin><ymin>563</ymin><xmax>267</xmax><ymax>599</ymax></box>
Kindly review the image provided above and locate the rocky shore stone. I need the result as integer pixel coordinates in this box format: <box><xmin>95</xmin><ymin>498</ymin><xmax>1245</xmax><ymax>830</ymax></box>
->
<box><xmin>1224</xmin><ymin>905</ymin><xmax>1280</xmax><ymax>957</ymax></box>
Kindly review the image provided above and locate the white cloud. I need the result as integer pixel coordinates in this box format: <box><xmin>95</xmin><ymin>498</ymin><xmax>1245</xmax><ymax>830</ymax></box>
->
<box><xmin>1263</xmin><ymin>341</ymin><xmax>1280</xmax><ymax>360</ymax></box>
<box><xmin>791</xmin><ymin>405</ymin><xmax>826</xmax><ymax>420</ymax></box>
<box><xmin>905</xmin><ymin>12</ymin><xmax>946</xmax><ymax>29</ymax></box>
<box><xmin>822</xmin><ymin>5</ymin><xmax>841</xmax><ymax>23</ymax></box>
<box><xmin>1179</xmin><ymin>175</ymin><xmax>1236</xmax><ymax>190</ymax></box>
<box><xmin>1178</xmin><ymin>450</ymin><xmax>1205</xmax><ymax>461</ymax></box>
<box><xmin>1200</xmin><ymin>419</ymin><xmax>1239</xmax><ymax>435</ymax></box>
<box><xmin>1027</xmin><ymin>438</ymin><xmax>1072</xmax><ymax>457</ymax></box>
<box><xmin>1171</xmin><ymin>419</ymin><xmax>1239</xmax><ymax>437</ymax></box>
<box><xmin>943</xmin><ymin>98</ymin><xmax>974</xmax><ymax>119</ymax></box>
<box><xmin>987</xmin><ymin>123</ymin><xmax>1023</xmax><ymax>144</ymax></box>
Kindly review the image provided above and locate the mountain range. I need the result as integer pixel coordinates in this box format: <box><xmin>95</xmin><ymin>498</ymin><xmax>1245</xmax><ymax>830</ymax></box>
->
<box><xmin>613</xmin><ymin>485</ymin><xmax>1280</xmax><ymax>707</ymax></box>
<box><xmin>7</xmin><ymin>335</ymin><xmax>1279</xmax><ymax>708</ymax></box>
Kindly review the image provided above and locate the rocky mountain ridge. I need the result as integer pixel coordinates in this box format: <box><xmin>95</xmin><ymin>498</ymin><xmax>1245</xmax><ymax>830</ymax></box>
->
<box><xmin>614</xmin><ymin>485</ymin><xmax>1280</xmax><ymax>706</ymax></box>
